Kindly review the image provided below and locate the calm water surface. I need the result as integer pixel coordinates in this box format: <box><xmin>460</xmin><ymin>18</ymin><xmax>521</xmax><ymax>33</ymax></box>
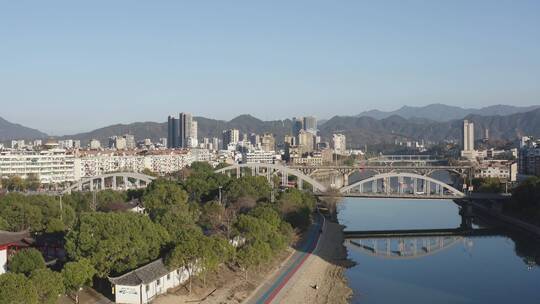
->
<box><xmin>338</xmin><ymin>198</ymin><xmax>540</xmax><ymax>304</ymax></box>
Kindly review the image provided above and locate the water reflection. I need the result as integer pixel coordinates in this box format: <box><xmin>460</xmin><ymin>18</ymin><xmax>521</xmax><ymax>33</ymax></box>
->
<box><xmin>338</xmin><ymin>198</ymin><xmax>540</xmax><ymax>304</ymax></box>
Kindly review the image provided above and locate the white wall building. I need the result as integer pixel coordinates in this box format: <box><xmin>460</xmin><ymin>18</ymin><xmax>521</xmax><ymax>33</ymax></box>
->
<box><xmin>332</xmin><ymin>134</ymin><xmax>347</xmax><ymax>155</ymax></box>
<box><xmin>242</xmin><ymin>150</ymin><xmax>275</xmax><ymax>164</ymax></box>
<box><xmin>475</xmin><ymin>160</ymin><xmax>517</xmax><ymax>182</ymax></box>
<box><xmin>461</xmin><ymin>120</ymin><xmax>476</xmax><ymax>160</ymax></box>
<box><xmin>78</xmin><ymin>151</ymin><xmax>194</xmax><ymax>177</ymax></box>
<box><xmin>0</xmin><ymin>149</ymin><xmax>77</xmax><ymax>184</ymax></box>
<box><xmin>108</xmin><ymin>259</ymin><xmax>193</xmax><ymax>304</ymax></box>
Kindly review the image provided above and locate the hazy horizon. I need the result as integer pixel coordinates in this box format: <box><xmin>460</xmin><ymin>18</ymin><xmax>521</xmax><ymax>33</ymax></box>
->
<box><xmin>1</xmin><ymin>1</ymin><xmax>539</xmax><ymax>135</ymax></box>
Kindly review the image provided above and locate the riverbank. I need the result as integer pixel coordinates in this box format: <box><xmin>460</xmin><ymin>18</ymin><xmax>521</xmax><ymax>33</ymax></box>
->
<box><xmin>153</xmin><ymin>212</ymin><xmax>353</xmax><ymax>304</ymax></box>
<box><xmin>273</xmin><ymin>219</ymin><xmax>353</xmax><ymax>304</ymax></box>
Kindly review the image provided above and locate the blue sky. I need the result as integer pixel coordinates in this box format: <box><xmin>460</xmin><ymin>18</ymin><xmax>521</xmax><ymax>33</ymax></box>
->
<box><xmin>1</xmin><ymin>1</ymin><xmax>539</xmax><ymax>135</ymax></box>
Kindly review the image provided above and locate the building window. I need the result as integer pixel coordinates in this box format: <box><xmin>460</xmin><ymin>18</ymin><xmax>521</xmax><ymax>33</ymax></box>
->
<box><xmin>157</xmin><ymin>279</ymin><xmax>160</xmax><ymax>286</ymax></box>
<box><xmin>167</xmin><ymin>274</ymin><xmax>170</xmax><ymax>280</ymax></box>
<box><xmin>146</xmin><ymin>285</ymin><xmax>150</xmax><ymax>292</ymax></box>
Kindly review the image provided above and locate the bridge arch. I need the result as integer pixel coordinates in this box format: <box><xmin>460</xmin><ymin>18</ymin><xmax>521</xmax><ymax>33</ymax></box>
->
<box><xmin>63</xmin><ymin>172</ymin><xmax>156</xmax><ymax>194</ymax></box>
<box><xmin>340</xmin><ymin>172</ymin><xmax>465</xmax><ymax>197</ymax></box>
<box><xmin>215</xmin><ymin>163</ymin><xmax>328</xmax><ymax>193</ymax></box>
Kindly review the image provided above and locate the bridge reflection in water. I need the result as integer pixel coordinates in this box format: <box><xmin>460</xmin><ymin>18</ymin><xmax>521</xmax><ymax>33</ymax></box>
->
<box><xmin>342</xmin><ymin>202</ymin><xmax>494</xmax><ymax>259</ymax></box>
<box><xmin>344</xmin><ymin>227</ymin><xmax>498</xmax><ymax>260</ymax></box>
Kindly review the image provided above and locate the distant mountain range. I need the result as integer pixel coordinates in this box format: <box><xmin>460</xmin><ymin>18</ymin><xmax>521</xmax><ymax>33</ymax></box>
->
<box><xmin>2</xmin><ymin>104</ymin><xmax>540</xmax><ymax>147</ymax></box>
<box><xmin>357</xmin><ymin>104</ymin><xmax>540</xmax><ymax>121</ymax></box>
<box><xmin>0</xmin><ymin>117</ymin><xmax>47</xmax><ymax>141</ymax></box>
<box><xmin>321</xmin><ymin>108</ymin><xmax>540</xmax><ymax>147</ymax></box>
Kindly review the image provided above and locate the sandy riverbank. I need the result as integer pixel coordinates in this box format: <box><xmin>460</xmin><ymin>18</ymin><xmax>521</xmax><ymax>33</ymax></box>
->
<box><xmin>154</xmin><ymin>215</ymin><xmax>353</xmax><ymax>304</ymax></box>
<box><xmin>273</xmin><ymin>219</ymin><xmax>354</xmax><ymax>304</ymax></box>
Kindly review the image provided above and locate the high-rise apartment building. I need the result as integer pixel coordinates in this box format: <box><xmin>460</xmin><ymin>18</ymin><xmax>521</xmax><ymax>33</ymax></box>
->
<box><xmin>260</xmin><ymin>133</ymin><xmax>276</xmax><ymax>152</ymax></box>
<box><xmin>222</xmin><ymin>129</ymin><xmax>240</xmax><ymax>149</ymax></box>
<box><xmin>298</xmin><ymin>130</ymin><xmax>314</xmax><ymax>154</ymax></box>
<box><xmin>124</xmin><ymin>134</ymin><xmax>136</xmax><ymax>150</ymax></box>
<box><xmin>167</xmin><ymin>115</ymin><xmax>179</xmax><ymax>148</ymax></box>
<box><xmin>168</xmin><ymin>113</ymin><xmax>197</xmax><ymax>149</ymax></box>
<box><xmin>332</xmin><ymin>134</ymin><xmax>347</xmax><ymax>155</ymax></box>
<box><xmin>303</xmin><ymin>116</ymin><xmax>317</xmax><ymax>134</ymax></box>
<box><xmin>292</xmin><ymin>117</ymin><xmax>303</xmax><ymax>139</ymax></box>
<box><xmin>179</xmin><ymin>112</ymin><xmax>193</xmax><ymax>148</ymax></box>
<box><xmin>461</xmin><ymin>120</ymin><xmax>476</xmax><ymax>159</ymax></box>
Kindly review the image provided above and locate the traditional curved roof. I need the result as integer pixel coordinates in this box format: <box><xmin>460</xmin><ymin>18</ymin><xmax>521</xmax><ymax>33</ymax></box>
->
<box><xmin>0</xmin><ymin>230</ymin><xmax>32</xmax><ymax>248</ymax></box>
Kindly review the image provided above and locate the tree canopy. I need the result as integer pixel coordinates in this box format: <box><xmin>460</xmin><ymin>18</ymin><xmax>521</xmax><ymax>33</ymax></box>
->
<box><xmin>30</xmin><ymin>268</ymin><xmax>65</xmax><ymax>304</ymax></box>
<box><xmin>0</xmin><ymin>273</ymin><xmax>38</xmax><ymax>304</ymax></box>
<box><xmin>65</xmin><ymin>212</ymin><xmax>169</xmax><ymax>277</ymax></box>
<box><xmin>8</xmin><ymin>248</ymin><xmax>46</xmax><ymax>275</ymax></box>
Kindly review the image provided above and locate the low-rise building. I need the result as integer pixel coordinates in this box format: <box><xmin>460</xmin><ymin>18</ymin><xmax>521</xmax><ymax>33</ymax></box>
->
<box><xmin>474</xmin><ymin>160</ymin><xmax>517</xmax><ymax>182</ymax></box>
<box><xmin>0</xmin><ymin>230</ymin><xmax>32</xmax><ymax>275</ymax></box>
<box><xmin>108</xmin><ymin>258</ymin><xmax>192</xmax><ymax>304</ymax></box>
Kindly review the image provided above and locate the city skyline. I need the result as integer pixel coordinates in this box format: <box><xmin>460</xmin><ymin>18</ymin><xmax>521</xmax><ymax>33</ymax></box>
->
<box><xmin>1</xmin><ymin>1</ymin><xmax>539</xmax><ymax>135</ymax></box>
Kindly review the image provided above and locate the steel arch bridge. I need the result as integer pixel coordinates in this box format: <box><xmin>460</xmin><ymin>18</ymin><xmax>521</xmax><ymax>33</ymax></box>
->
<box><xmin>340</xmin><ymin>172</ymin><xmax>465</xmax><ymax>198</ymax></box>
<box><xmin>63</xmin><ymin>172</ymin><xmax>155</xmax><ymax>194</ymax></box>
<box><xmin>215</xmin><ymin>163</ymin><xmax>328</xmax><ymax>192</ymax></box>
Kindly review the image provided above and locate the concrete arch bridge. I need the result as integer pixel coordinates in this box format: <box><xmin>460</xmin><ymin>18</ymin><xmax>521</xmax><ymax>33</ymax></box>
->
<box><xmin>215</xmin><ymin>163</ymin><xmax>468</xmax><ymax>199</ymax></box>
<box><xmin>63</xmin><ymin>172</ymin><xmax>155</xmax><ymax>194</ymax></box>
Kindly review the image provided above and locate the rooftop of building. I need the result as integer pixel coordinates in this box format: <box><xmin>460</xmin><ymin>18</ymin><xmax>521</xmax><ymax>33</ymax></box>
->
<box><xmin>0</xmin><ymin>230</ymin><xmax>33</xmax><ymax>247</ymax></box>
<box><xmin>108</xmin><ymin>258</ymin><xmax>171</xmax><ymax>286</ymax></box>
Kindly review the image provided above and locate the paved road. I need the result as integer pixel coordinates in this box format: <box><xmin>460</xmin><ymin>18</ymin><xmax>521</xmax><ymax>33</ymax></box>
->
<box><xmin>245</xmin><ymin>213</ymin><xmax>324</xmax><ymax>304</ymax></box>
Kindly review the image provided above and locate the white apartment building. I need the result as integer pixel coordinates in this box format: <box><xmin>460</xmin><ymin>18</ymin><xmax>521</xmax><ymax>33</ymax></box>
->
<box><xmin>242</xmin><ymin>150</ymin><xmax>275</xmax><ymax>164</ymax></box>
<box><xmin>78</xmin><ymin>151</ymin><xmax>194</xmax><ymax>177</ymax></box>
<box><xmin>474</xmin><ymin>160</ymin><xmax>517</xmax><ymax>182</ymax></box>
<box><xmin>461</xmin><ymin>120</ymin><xmax>476</xmax><ymax>160</ymax></box>
<box><xmin>0</xmin><ymin>149</ymin><xmax>77</xmax><ymax>184</ymax></box>
<box><xmin>332</xmin><ymin>134</ymin><xmax>347</xmax><ymax>155</ymax></box>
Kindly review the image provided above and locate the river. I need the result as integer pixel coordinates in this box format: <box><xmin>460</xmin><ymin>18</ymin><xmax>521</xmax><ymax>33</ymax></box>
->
<box><xmin>338</xmin><ymin>198</ymin><xmax>540</xmax><ymax>304</ymax></box>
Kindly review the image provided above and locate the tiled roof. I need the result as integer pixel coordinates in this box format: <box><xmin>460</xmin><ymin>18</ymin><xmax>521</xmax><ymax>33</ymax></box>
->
<box><xmin>108</xmin><ymin>259</ymin><xmax>171</xmax><ymax>286</ymax></box>
<box><xmin>0</xmin><ymin>230</ymin><xmax>32</xmax><ymax>246</ymax></box>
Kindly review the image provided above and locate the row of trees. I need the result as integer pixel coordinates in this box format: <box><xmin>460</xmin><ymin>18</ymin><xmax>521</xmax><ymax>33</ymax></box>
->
<box><xmin>0</xmin><ymin>248</ymin><xmax>94</xmax><ymax>304</ymax></box>
<box><xmin>506</xmin><ymin>176</ymin><xmax>540</xmax><ymax>225</ymax></box>
<box><xmin>471</xmin><ymin>177</ymin><xmax>505</xmax><ymax>193</ymax></box>
<box><xmin>1</xmin><ymin>174</ymin><xmax>41</xmax><ymax>192</ymax></box>
<box><xmin>1</xmin><ymin>161</ymin><xmax>319</xmax><ymax>301</ymax></box>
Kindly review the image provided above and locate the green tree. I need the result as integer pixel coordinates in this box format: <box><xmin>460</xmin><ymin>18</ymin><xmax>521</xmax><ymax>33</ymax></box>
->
<box><xmin>0</xmin><ymin>216</ymin><xmax>8</xmax><ymax>230</ymax></box>
<box><xmin>0</xmin><ymin>273</ymin><xmax>38</xmax><ymax>304</ymax></box>
<box><xmin>236</xmin><ymin>240</ymin><xmax>272</xmax><ymax>280</ymax></box>
<box><xmin>142</xmin><ymin>179</ymin><xmax>189</xmax><ymax>217</ymax></box>
<box><xmin>45</xmin><ymin>218</ymin><xmax>66</xmax><ymax>233</ymax></box>
<box><xmin>199</xmin><ymin>201</ymin><xmax>225</xmax><ymax>232</ymax></box>
<box><xmin>62</xmin><ymin>259</ymin><xmax>96</xmax><ymax>304</ymax></box>
<box><xmin>199</xmin><ymin>235</ymin><xmax>235</xmax><ymax>285</ymax></box>
<box><xmin>1</xmin><ymin>176</ymin><xmax>26</xmax><ymax>191</ymax></box>
<box><xmin>278</xmin><ymin>189</ymin><xmax>316</xmax><ymax>229</ymax></box>
<box><xmin>165</xmin><ymin>229</ymin><xmax>205</xmax><ymax>293</ymax></box>
<box><xmin>8</xmin><ymin>248</ymin><xmax>46</xmax><ymax>275</ymax></box>
<box><xmin>25</xmin><ymin>173</ymin><xmax>41</xmax><ymax>191</ymax></box>
<box><xmin>472</xmin><ymin>177</ymin><xmax>504</xmax><ymax>193</ymax></box>
<box><xmin>155</xmin><ymin>206</ymin><xmax>201</xmax><ymax>243</ymax></box>
<box><xmin>65</xmin><ymin>212</ymin><xmax>169</xmax><ymax>277</ymax></box>
<box><xmin>181</xmin><ymin>162</ymin><xmax>231</xmax><ymax>202</ymax></box>
<box><xmin>224</xmin><ymin>176</ymin><xmax>272</xmax><ymax>203</ymax></box>
<box><xmin>30</xmin><ymin>268</ymin><xmax>65</xmax><ymax>304</ymax></box>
